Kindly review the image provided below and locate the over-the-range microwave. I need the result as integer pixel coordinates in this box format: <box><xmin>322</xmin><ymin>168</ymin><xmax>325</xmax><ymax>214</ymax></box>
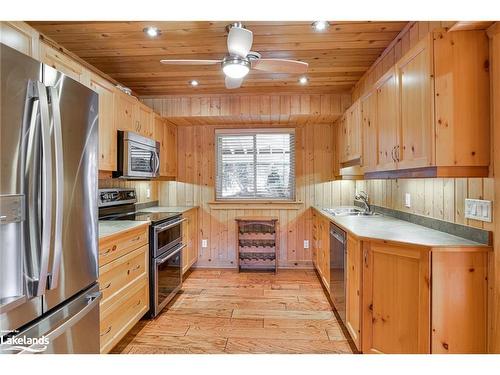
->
<box><xmin>113</xmin><ymin>130</ymin><xmax>160</xmax><ymax>179</ymax></box>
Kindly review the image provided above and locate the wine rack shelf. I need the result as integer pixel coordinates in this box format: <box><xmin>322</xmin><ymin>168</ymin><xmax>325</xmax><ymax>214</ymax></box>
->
<box><xmin>236</xmin><ymin>217</ymin><xmax>278</xmax><ymax>272</ymax></box>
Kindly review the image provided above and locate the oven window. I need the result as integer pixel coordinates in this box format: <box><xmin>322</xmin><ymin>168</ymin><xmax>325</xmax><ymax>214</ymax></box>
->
<box><xmin>156</xmin><ymin>250</ymin><xmax>182</xmax><ymax>308</ymax></box>
<box><xmin>157</xmin><ymin>224</ymin><xmax>181</xmax><ymax>252</ymax></box>
<box><xmin>130</xmin><ymin>146</ymin><xmax>154</xmax><ymax>172</ymax></box>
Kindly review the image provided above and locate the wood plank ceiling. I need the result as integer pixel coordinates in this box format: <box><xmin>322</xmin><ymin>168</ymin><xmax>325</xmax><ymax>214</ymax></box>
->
<box><xmin>28</xmin><ymin>21</ymin><xmax>408</xmax><ymax>96</ymax></box>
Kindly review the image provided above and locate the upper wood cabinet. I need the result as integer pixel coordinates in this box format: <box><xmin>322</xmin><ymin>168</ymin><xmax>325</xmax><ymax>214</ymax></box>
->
<box><xmin>114</xmin><ymin>91</ymin><xmax>137</xmax><ymax>132</ymax></box>
<box><xmin>339</xmin><ymin>102</ymin><xmax>362</xmax><ymax>164</ymax></box>
<box><xmin>0</xmin><ymin>21</ymin><xmax>39</xmax><ymax>59</ymax></box>
<box><xmin>396</xmin><ymin>36</ymin><xmax>434</xmax><ymax>170</ymax></box>
<box><xmin>90</xmin><ymin>74</ymin><xmax>116</xmax><ymax>171</ymax></box>
<box><xmin>360</xmin><ymin>89</ymin><xmax>377</xmax><ymax>171</ymax></box>
<box><xmin>39</xmin><ymin>42</ymin><xmax>91</xmax><ymax>86</ymax></box>
<box><xmin>154</xmin><ymin>114</ymin><xmax>177</xmax><ymax>178</ymax></box>
<box><xmin>353</xmin><ymin>30</ymin><xmax>491</xmax><ymax>179</ymax></box>
<box><xmin>374</xmin><ymin>67</ymin><xmax>399</xmax><ymax>172</ymax></box>
<box><xmin>136</xmin><ymin>103</ymin><xmax>154</xmax><ymax>139</ymax></box>
<box><xmin>362</xmin><ymin>242</ymin><xmax>431</xmax><ymax>354</ymax></box>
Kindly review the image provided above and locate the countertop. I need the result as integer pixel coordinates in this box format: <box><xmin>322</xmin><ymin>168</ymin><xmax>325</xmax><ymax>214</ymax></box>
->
<box><xmin>314</xmin><ymin>206</ymin><xmax>487</xmax><ymax>248</ymax></box>
<box><xmin>98</xmin><ymin>206</ymin><xmax>198</xmax><ymax>239</ymax></box>
<box><xmin>99</xmin><ymin>220</ymin><xmax>149</xmax><ymax>239</ymax></box>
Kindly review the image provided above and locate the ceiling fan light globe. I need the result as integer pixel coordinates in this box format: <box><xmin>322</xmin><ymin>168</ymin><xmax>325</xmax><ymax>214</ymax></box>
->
<box><xmin>222</xmin><ymin>58</ymin><xmax>250</xmax><ymax>79</ymax></box>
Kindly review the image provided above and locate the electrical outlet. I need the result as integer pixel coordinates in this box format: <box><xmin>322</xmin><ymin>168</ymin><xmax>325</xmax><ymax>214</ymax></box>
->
<box><xmin>146</xmin><ymin>188</ymin><xmax>151</xmax><ymax>199</ymax></box>
<box><xmin>405</xmin><ymin>192</ymin><xmax>411</xmax><ymax>208</ymax></box>
<box><xmin>465</xmin><ymin>199</ymin><xmax>492</xmax><ymax>222</ymax></box>
<box><xmin>304</xmin><ymin>240</ymin><xmax>309</xmax><ymax>249</ymax></box>
<box><xmin>201</xmin><ymin>239</ymin><xmax>208</xmax><ymax>248</ymax></box>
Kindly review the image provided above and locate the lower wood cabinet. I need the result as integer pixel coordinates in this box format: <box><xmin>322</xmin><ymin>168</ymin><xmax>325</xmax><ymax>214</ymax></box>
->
<box><xmin>362</xmin><ymin>242</ymin><xmax>430</xmax><ymax>354</ymax></box>
<box><xmin>0</xmin><ymin>21</ymin><xmax>40</xmax><ymax>59</ymax></box>
<box><xmin>182</xmin><ymin>208</ymin><xmax>199</xmax><ymax>274</ymax></box>
<box><xmin>346</xmin><ymin>234</ymin><xmax>362</xmax><ymax>350</ymax></box>
<box><xmin>312</xmin><ymin>210</ymin><xmax>330</xmax><ymax>291</ymax></box>
<box><xmin>98</xmin><ymin>224</ymin><xmax>150</xmax><ymax>353</ymax></box>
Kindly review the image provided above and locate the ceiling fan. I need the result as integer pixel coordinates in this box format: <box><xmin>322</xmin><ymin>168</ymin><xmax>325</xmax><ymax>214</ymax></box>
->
<box><xmin>160</xmin><ymin>22</ymin><xmax>309</xmax><ymax>89</ymax></box>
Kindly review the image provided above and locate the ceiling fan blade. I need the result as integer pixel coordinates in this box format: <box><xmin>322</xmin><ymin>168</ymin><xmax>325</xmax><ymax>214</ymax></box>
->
<box><xmin>227</xmin><ymin>26</ymin><xmax>253</xmax><ymax>58</ymax></box>
<box><xmin>160</xmin><ymin>59</ymin><xmax>221</xmax><ymax>65</ymax></box>
<box><xmin>251</xmin><ymin>59</ymin><xmax>309</xmax><ymax>74</ymax></box>
<box><xmin>225</xmin><ymin>76</ymin><xmax>244</xmax><ymax>89</ymax></box>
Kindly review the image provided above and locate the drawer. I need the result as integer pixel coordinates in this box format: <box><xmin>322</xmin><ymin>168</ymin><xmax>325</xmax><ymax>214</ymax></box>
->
<box><xmin>99</xmin><ymin>225</ymin><xmax>148</xmax><ymax>266</ymax></box>
<box><xmin>99</xmin><ymin>277</ymin><xmax>149</xmax><ymax>354</ymax></box>
<box><xmin>99</xmin><ymin>244</ymin><xmax>148</xmax><ymax>312</ymax></box>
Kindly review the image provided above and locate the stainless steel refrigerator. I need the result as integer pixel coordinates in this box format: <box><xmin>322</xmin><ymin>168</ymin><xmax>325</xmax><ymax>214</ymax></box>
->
<box><xmin>0</xmin><ymin>43</ymin><xmax>101</xmax><ymax>354</ymax></box>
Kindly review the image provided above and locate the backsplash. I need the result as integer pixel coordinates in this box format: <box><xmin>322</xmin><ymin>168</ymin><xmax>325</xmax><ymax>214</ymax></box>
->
<box><xmin>354</xmin><ymin>178</ymin><xmax>494</xmax><ymax>232</ymax></box>
<box><xmin>98</xmin><ymin>179</ymin><xmax>159</xmax><ymax>204</ymax></box>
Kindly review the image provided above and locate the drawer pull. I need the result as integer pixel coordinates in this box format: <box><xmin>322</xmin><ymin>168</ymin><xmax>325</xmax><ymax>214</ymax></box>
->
<box><xmin>100</xmin><ymin>282</ymin><xmax>111</xmax><ymax>291</ymax></box>
<box><xmin>100</xmin><ymin>326</ymin><xmax>112</xmax><ymax>337</ymax></box>
<box><xmin>131</xmin><ymin>236</ymin><xmax>141</xmax><ymax>242</ymax></box>
<box><xmin>102</xmin><ymin>245</ymin><xmax>117</xmax><ymax>256</ymax></box>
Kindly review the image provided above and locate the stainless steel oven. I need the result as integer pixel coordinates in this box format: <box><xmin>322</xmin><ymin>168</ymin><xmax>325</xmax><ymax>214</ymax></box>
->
<box><xmin>149</xmin><ymin>215</ymin><xmax>186</xmax><ymax>317</ymax></box>
<box><xmin>152</xmin><ymin>243</ymin><xmax>185</xmax><ymax>317</ymax></box>
<box><xmin>115</xmin><ymin>130</ymin><xmax>160</xmax><ymax>179</ymax></box>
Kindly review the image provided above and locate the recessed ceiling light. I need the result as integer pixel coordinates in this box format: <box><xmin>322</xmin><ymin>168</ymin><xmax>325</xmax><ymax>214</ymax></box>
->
<box><xmin>298</xmin><ymin>76</ymin><xmax>309</xmax><ymax>85</ymax></box>
<box><xmin>143</xmin><ymin>26</ymin><xmax>161</xmax><ymax>37</ymax></box>
<box><xmin>312</xmin><ymin>21</ymin><xmax>330</xmax><ymax>32</ymax></box>
<box><xmin>189</xmin><ymin>80</ymin><xmax>199</xmax><ymax>87</ymax></box>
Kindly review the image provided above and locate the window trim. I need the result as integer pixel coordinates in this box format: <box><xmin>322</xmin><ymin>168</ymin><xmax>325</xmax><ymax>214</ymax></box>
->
<box><xmin>214</xmin><ymin>128</ymin><xmax>296</xmax><ymax>202</ymax></box>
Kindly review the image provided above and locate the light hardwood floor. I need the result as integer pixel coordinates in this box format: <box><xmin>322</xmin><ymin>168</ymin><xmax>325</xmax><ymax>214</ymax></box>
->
<box><xmin>111</xmin><ymin>269</ymin><xmax>353</xmax><ymax>354</ymax></box>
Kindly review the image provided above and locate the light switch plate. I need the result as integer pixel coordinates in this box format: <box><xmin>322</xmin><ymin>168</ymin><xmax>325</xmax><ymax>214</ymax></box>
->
<box><xmin>304</xmin><ymin>240</ymin><xmax>309</xmax><ymax>249</ymax></box>
<box><xmin>465</xmin><ymin>199</ymin><xmax>492</xmax><ymax>222</ymax></box>
<box><xmin>201</xmin><ymin>239</ymin><xmax>208</xmax><ymax>248</ymax></box>
<box><xmin>146</xmin><ymin>188</ymin><xmax>151</xmax><ymax>199</ymax></box>
<box><xmin>405</xmin><ymin>193</ymin><xmax>411</xmax><ymax>208</ymax></box>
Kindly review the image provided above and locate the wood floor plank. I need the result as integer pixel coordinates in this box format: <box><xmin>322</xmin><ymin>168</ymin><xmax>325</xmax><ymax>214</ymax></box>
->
<box><xmin>111</xmin><ymin>268</ymin><xmax>351</xmax><ymax>354</ymax></box>
<box><xmin>224</xmin><ymin>338</ymin><xmax>352</xmax><ymax>354</ymax></box>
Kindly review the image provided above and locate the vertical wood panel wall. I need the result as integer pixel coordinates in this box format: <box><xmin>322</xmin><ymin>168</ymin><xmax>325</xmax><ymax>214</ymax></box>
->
<box><xmin>354</xmin><ymin>178</ymin><xmax>494</xmax><ymax>231</ymax></box>
<box><xmin>158</xmin><ymin>123</ymin><xmax>356</xmax><ymax>269</ymax></box>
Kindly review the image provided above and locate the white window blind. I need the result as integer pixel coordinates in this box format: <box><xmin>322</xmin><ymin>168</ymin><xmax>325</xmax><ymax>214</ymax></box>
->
<box><xmin>216</xmin><ymin>130</ymin><xmax>296</xmax><ymax>200</ymax></box>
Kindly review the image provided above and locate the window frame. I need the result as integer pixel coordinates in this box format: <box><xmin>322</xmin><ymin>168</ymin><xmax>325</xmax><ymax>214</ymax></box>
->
<box><xmin>214</xmin><ymin>128</ymin><xmax>296</xmax><ymax>202</ymax></box>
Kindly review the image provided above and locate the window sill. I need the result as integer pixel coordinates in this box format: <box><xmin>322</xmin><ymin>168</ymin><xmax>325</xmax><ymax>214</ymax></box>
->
<box><xmin>208</xmin><ymin>200</ymin><xmax>304</xmax><ymax>210</ymax></box>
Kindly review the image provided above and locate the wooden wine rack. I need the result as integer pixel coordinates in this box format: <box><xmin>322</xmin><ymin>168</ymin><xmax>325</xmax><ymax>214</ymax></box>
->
<box><xmin>236</xmin><ymin>217</ymin><xmax>278</xmax><ymax>272</ymax></box>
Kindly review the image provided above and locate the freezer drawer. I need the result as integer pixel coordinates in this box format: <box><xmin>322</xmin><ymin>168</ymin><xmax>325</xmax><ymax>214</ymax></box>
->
<box><xmin>0</xmin><ymin>284</ymin><xmax>101</xmax><ymax>354</ymax></box>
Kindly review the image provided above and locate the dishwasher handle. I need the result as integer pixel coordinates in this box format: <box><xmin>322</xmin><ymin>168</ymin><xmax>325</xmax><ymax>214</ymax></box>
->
<box><xmin>330</xmin><ymin>230</ymin><xmax>345</xmax><ymax>244</ymax></box>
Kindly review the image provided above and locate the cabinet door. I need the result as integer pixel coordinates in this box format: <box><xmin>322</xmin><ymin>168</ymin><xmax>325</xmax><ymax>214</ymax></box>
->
<box><xmin>361</xmin><ymin>89</ymin><xmax>378</xmax><ymax>172</ymax></box>
<box><xmin>1</xmin><ymin>21</ymin><xmax>39</xmax><ymax>59</ymax></box>
<box><xmin>340</xmin><ymin>115</ymin><xmax>349</xmax><ymax>163</ymax></box>
<box><xmin>154</xmin><ymin>115</ymin><xmax>168</xmax><ymax>176</ymax></box>
<box><xmin>396</xmin><ymin>36</ymin><xmax>434</xmax><ymax>169</ymax></box>
<box><xmin>137</xmin><ymin>103</ymin><xmax>154</xmax><ymax>138</ymax></box>
<box><xmin>114</xmin><ymin>91</ymin><xmax>137</xmax><ymax>132</ymax></box>
<box><xmin>347</xmin><ymin>101</ymin><xmax>362</xmax><ymax>161</ymax></box>
<box><xmin>362</xmin><ymin>242</ymin><xmax>430</xmax><ymax>353</ymax></box>
<box><xmin>39</xmin><ymin>42</ymin><xmax>90</xmax><ymax>86</ymax></box>
<box><xmin>312</xmin><ymin>212</ymin><xmax>319</xmax><ymax>268</ymax></box>
<box><xmin>165</xmin><ymin>122</ymin><xmax>178</xmax><ymax>177</ymax></box>
<box><xmin>321</xmin><ymin>217</ymin><xmax>330</xmax><ymax>291</ymax></box>
<box><xmin>90</xmin><ymin>75</ymin><xmax>116</xmax><ymax>171</ymax></box>
<box><xmin>346</xmin><ymin>235</ymin><xmax>362</xmax><ymax>350</ymax></box>
<box><xmin>182</xmin><ymin>209</ymin><xmax>199</xmax><ymax>274</ymax></box>
<box><xmin>375</xmin><ymin>69</ymin><xmax>399</xmax><ymax>171</ymax></box>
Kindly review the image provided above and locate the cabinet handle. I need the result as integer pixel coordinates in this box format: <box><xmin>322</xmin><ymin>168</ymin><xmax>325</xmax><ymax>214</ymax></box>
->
<box><xmin>102</xmin><ymin>245</ymin><xmax>117</xmax><ymax>256</ymax></box>
<box><xmin>364</xmin><ymin>249</ymin><xmax>368</xmax><ymax>267</ymax></box>
<box><xmin>396</xmin><ymin>145</ymin><xmax>400</xmax><ymax>162</ymax></box>
<box><xmin>100</xmin><ymin>326</ymin><xmax>112</xmax><ymax>337</ymax></box>
<box><xmin>390</xmin><ymin>146</ymin><xmax>396</xmax><ymax>162</ymax></box>
<box><xmin>100</xmin><ymin>282</ymin><xmax>111</xmax><ymax>291</ymax></box>
<box><xmin>131</xmin><ymin>236</ymin><xmax>141</xmax><ymax>242</ymax></box>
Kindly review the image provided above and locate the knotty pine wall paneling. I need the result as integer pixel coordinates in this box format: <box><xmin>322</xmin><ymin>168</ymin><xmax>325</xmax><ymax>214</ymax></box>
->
<box><xmin>158</xmin><ymin>123</ymin><xmax>356</xmax><ymax>269</ymax></box>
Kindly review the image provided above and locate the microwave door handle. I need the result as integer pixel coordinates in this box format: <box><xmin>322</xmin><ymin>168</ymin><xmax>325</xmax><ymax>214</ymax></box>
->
<box><xmin>156</xmin><ymin>244</ymin><xmax>186</xmax><ymax>265</ymax></box>
<box><xmin>154</xmin><ymin>151</ymin><xmax>160</xmax><ymax>175</ymax></box>
<box><xmin>34</xmin><ymin>81</ymin><xmax>53</xmax><ymax>297</ymax></box>
<box><xmin>47</xmin><ymin>87</ymin><xmax>64</xmax><ymax>290</ymax></box>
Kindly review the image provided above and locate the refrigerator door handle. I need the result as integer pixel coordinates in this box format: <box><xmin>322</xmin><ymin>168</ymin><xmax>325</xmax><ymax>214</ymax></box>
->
<box><xmin>34</xmin><ymin>81</ymin><xmax>53</xmax><ymax>297</ymax></box>
<box><xmin>16</xmin><ymin>291</ymin><xmax>102</xmax><ymax>354</ymax></box>
<box><xmin>47</xmin><ymin>86</ymin><xmax>64</xmax><ymax>290</ymax></box>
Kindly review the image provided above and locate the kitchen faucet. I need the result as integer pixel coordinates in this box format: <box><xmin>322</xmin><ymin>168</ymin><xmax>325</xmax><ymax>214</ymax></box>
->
<box><xmin>355</xmin><ymin>191</ymin><xmax>371</xmax><ymax>213</ymax></box>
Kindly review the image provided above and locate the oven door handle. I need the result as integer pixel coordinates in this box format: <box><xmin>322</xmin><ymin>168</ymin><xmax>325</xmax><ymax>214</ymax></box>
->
<box><xmin>155</xmin><ymin>244</ymin><xmax>186</xmax><ymax>265</ymax></box>
<box><xmin>155</xmin><ymin>218</ymin><xmax>187</xmax><ymax>232</ymax></box>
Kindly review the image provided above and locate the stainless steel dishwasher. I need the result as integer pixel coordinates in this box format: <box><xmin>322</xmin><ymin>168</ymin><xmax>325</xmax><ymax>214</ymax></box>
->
<box><xmin>330</xmin><ymin>223</ymin><xmax>347</xmax><ymax>325</ymax></box>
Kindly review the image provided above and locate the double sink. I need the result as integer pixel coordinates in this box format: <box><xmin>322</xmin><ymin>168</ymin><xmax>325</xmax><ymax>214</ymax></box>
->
<box><xmin>322</xmin><ymin>206</ymin><xmax>381</xmax><ymax>217</ymax></box>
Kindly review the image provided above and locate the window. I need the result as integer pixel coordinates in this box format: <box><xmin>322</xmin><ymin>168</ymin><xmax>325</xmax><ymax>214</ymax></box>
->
<box><xmin>215</xmin><ymin>129</ymin><xmax>295</xmax><ymax>201</ymax></box>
